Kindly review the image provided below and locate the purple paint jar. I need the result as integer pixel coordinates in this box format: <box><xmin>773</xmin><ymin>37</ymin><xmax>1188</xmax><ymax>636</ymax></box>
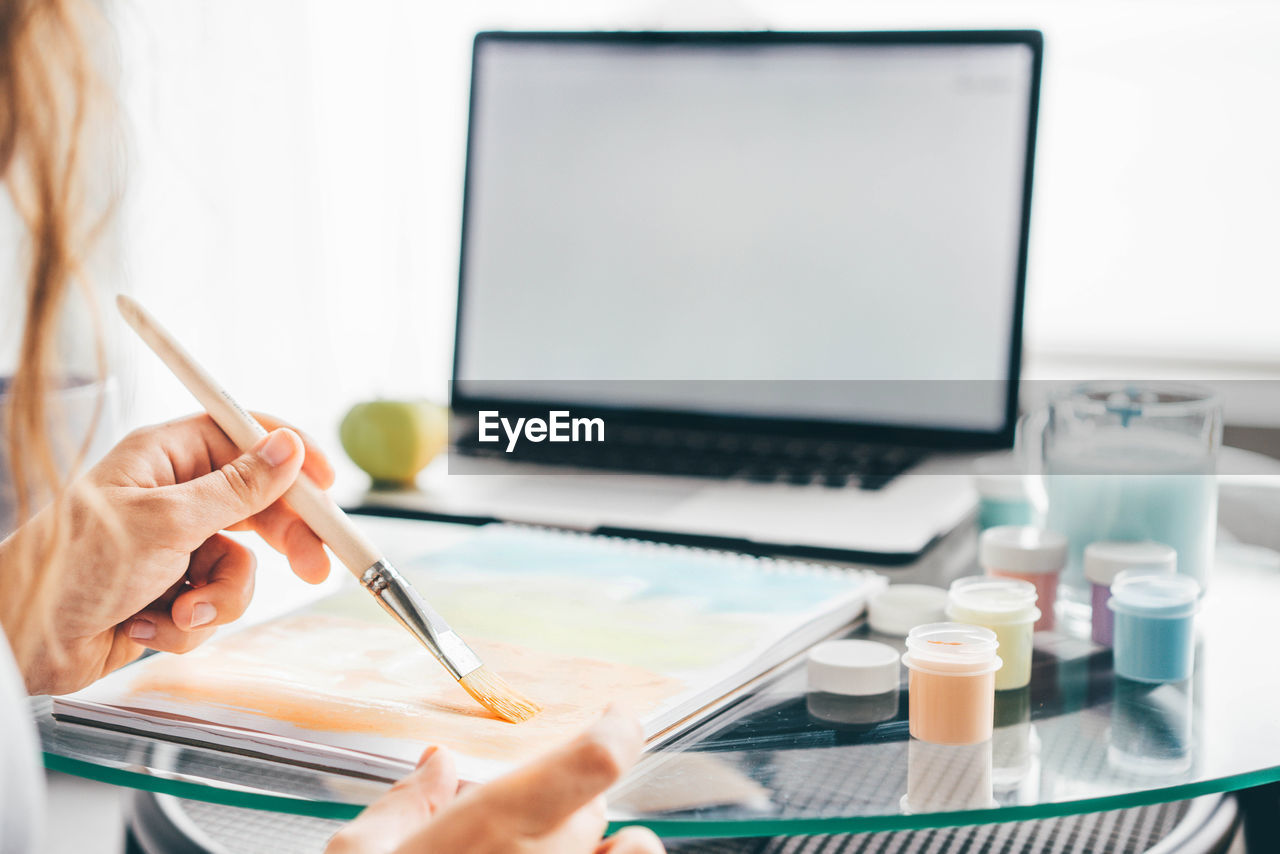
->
<box><xmin>1083</xmin><ymin>541</ymin><xmax>1177</xmax><ymax>646</ymax></box>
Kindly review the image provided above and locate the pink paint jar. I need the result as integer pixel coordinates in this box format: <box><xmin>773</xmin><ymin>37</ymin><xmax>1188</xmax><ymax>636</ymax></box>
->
<box><xmin>980</xmin><ymin>526</ymin><xmax>1067</xmax><ymax>632</ymax></box>
<box><xmin>902</xmin><ymin>623</ymin><xmax>1001</xmax><ymax>745</ymax></box>
<box><xmin>1084</xmin><ymin>541</ymin><xmax>1176</xmax><ymax>647</ymax></box>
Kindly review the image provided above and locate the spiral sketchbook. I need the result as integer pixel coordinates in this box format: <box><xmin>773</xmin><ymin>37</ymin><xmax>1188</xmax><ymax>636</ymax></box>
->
<box><xmin>54</xmin><ymin>516</ymin><xmax>885</xmax><ymax>783</ymax></box>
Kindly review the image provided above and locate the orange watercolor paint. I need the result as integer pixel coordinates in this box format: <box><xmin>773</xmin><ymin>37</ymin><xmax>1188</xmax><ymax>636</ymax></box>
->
<box><xmin>127</xmin><ymin>614</ymin><xmax>683</xmax><ymax>762</ymax></box>
<box><xmin>903</xmin><ymin>623</ymin><xmax>1001</xmax><ymax>746</ymax></box>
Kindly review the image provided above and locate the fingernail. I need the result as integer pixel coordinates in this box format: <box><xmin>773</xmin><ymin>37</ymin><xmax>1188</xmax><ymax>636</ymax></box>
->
<box><xmin>128</xmin><ymin>618</ymin><xmax>156</xmax><ymax>640</ymax></box>
<box><xmin>190</xmin><ymin>602</ymin><xmax>216</xmax><ymax>628</ymax></box>
<box><xmin>591</xmin><ymin>705</ymin><xmax>640</xmax><ymax>743</ymax></box>
<box><xmin>416</xmin><ymin>746</ymin><xmax>439</xmax><ymax>768</ymax></box>
<box><xmin>256</xmin><ymin>430</ymin><xmax>297</xmax><ymax>467</ymax></box>
<box><xmin>589</xmin><ymin>707</ymin><xmax>619</xmax><ymax>739</ymax></box>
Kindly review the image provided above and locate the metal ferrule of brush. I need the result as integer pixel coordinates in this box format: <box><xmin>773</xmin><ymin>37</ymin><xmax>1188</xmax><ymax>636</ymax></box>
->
<box><xmin>360</xmin><ymin>560</ymin><xmax>483</xmax><ymax>681</ymax></box>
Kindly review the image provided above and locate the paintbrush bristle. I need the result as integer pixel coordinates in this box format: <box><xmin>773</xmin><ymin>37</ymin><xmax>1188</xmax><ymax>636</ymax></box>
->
<box><xmin>459</xmin><ymin>667</ymin><xmax>542</xmax><ymax>724</ymax></box>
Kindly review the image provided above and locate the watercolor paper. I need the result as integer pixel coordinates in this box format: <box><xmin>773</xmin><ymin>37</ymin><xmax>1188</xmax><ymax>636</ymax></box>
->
<box><xmin>56</xmin><ymin>518</ymin><xmax>884</xmax><ymax>782</ymax></box>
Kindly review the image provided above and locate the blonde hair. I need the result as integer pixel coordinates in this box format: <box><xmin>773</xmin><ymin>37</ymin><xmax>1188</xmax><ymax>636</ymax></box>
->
<box><xmin>0</xmin><ymin>0</ymin><xmax>116</xmax><ymax>670</ymax></box>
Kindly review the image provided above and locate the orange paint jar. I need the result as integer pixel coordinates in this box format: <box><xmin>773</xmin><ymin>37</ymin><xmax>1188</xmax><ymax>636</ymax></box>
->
<box><xmin>902</xmin><ymin>623</ymin><xmax>1001</xmax><ymax>745</ymax></box>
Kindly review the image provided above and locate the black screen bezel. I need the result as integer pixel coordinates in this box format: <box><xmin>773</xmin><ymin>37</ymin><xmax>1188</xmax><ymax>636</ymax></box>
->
<box><xmin>451</xmin><ymin>29</ymin><xmax>1043</xmax><ymax>450</ymax></box>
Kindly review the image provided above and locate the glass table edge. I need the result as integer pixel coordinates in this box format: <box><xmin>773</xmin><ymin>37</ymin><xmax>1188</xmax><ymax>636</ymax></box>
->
<box><xmin>42</xmin><ymin>752</ymin><xmax>361</xmax><ymax>821</ymax></box>
<box><xmin>45</xmin><ymin>748</ymin><xmax>1280</xmax><ymax>837</ymax></box>
<box><xmin>607</xmin><ymin>766</ymin><xmax>1280</xmax><ymax>838</ymax></box>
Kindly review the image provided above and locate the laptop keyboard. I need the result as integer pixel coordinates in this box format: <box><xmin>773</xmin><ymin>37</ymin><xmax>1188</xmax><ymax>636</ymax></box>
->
<box><xmin>454</xmin><ymin>425</ymin><xmax>926</xmax><ymax>491</ymax></box>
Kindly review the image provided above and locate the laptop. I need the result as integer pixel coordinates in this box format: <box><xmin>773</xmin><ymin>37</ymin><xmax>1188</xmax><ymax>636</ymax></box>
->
<box><xmin>365</xmin><ymin>30</ymin><xmax>1042</xmax><ymax>564</ymax></box>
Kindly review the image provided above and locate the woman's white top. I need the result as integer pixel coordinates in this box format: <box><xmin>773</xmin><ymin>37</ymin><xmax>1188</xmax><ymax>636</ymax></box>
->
<box><xmin>0</xmin><ymin>631</ymin><xmax>43</xmax><ymax>853</ymax></box>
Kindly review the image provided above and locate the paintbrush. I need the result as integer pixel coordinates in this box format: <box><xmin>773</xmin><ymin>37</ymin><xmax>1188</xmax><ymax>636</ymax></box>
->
<box><xmin>117</xmin><ymin>294</ymin><xmax>540</xmax><ymax>724</ymax></box>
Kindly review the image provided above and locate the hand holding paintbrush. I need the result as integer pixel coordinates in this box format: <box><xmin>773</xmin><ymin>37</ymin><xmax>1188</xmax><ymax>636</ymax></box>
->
<box><xmin>117</xmin><ymin>294</ymin><xmax>540</xmax><ymax>724</ymax></box>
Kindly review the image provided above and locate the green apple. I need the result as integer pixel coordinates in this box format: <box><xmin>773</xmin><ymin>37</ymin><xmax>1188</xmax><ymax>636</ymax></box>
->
<box><xmin>339</xmin><ymin>399</ymin><xmax>448</xmax><ymax>486</ymax></box>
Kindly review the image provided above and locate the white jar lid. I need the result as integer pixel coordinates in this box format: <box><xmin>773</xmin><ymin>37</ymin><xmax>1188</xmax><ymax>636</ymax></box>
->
<box><xmin>868</xmin><ymin>584</ymin><xmax>949</xmax><ymax>637</ymax></box>
<box><xmin>979</xmin><ymin>526</ymin><xmax>1067</xmax><ymax>574</ymax></box>
<box><xmin>807</xmin><ymin>639</ymin><xmax>901</xmax><ymax>696</ymax></box>
<box><xmin>1084</xmin><ymin>540</ymin><xmax>1177</xmax><ymax>586</ymax></box>
<box><xmin>1109</xmin><ymin>570</ymin><xmax>1200</xmax><ymax>618</ymax></box>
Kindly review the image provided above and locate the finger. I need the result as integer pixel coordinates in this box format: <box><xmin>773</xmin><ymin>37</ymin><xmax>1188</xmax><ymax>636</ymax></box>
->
<box><xmin>411</xmin><ymin>790</ymin><xmax>607</xmax><ymax>854</ymax></box>
<box><xmin>472</xmin><ymin>705</ymin><xmax>643</xmax><ymax>836</ymax></box>
<box><xmin>596</xmin><ymin>826</ymin><xmax>666</xmax><ymax>854</ymax></box>
<box><xmin>541</xmin><ymin>796</ymin><xmax>608</xmax><ymax>852</ymax></box>
<box><xmin>159</xmin><ymin>428</ymin><xmax>305</xmax><ymax>548</ymax></box>
<box><xmin>149</xmin><ymin>412</ymin><xmax>334</xmax><ymax>489</ymax></box>
<box><xmin>149</xmin><ymin>573</ymin><xmax>194</xmax><ymax>610</ymax></box>
<box><xmin>392</xmin><ymin>746</ymin><xmax>461</xmax><ymax>813</ymax></box>
<box><xmin>327</xmin><ymin>747</ymin><xmax>459</xmax><ymax>854</ymax></box>
<box><xmin>252</xmin><ymin>413</ymin><xmax>336</xmax><ymax>489</ymax></box>
<box><xmin>169</xmin><ymin>534</ymin><xmax>256</xmax><ymax>630</ymax></box>
<box><xmin>236</xmin><ymin>500</ymin><xmax>331</xmax><ymax>584</ymax></box>
<box><xmin>121</xmin><ymin>608</ymin><xmax>216</xmax><ymax>654</ymax></box>
<box><xmin>140</xmin><ymin>541</ymin><xmax>229</xmax><ymax>614</ymax></box>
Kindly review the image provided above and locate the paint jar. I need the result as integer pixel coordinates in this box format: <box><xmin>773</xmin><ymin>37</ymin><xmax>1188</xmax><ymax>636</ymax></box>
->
<box><xmin>1109</xmin><ymin>571</ymin><xmax>1200</xmax><ymax>683</ymax></box>
<box><xmin>973</xmin><ymin>472</ymin><xmax>1037</xmax><ymax>531</ymax></box>
<box><xmin>867</xmin><ymin>584</ymin><xmax>949</xmax><ymax>637</ymax></box>
<box><xmin>980</xmin><ymin>526</ymin><xmax>1066</xmax><ymax>632</ymax></box>
<box><xmin>805</xmin><ymin>640</ymin><xmax>900</xmax><ymax>731</ymax></box>
<box><xmin>1083</xmin><ymin>541</ymin><xmax>1177</xmax><ymax>647</ymax></box>
<box><xmin>902</xmin><ymin>622</ymin><xmax>1001</xmax><ymax>745</ymax></box>
<box><xmin>947</xmin><ymin>577</ymin><xmax>1039</xmax><ymax>691</ymax></box>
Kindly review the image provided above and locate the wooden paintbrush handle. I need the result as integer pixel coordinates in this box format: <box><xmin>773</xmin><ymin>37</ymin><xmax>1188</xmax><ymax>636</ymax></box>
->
<box><xmin>117</xmin><ymin>295</ymin><xmax>384</xmax><ymax>576</ymax></box>
<box><xmin>277</xmin><ymin>478</ymin><xmax>383</xmax><ymax>572</ymax></box>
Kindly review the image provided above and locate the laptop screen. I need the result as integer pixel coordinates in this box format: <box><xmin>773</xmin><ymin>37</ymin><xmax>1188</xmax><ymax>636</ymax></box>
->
<box><xmin>454</xmin><ymin>32</ymin><xmax>1041</xmax><ymax>445</ymax></box>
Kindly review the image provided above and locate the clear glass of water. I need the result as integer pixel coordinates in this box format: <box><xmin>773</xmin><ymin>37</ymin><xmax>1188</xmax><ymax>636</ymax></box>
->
<box><xmin>1037</xmin><ymin>383</ymin><xmax>1221</xmax><ymax>631</ymax></box>
<box><xmin>0</xmin><ymin>375</ymin><xmax>119</xmax><ymax>537</ymax></box>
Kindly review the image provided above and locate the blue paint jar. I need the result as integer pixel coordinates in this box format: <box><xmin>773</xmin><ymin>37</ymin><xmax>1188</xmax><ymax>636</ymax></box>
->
<box><xmin>974</xmin><ymin>473</ymin><xmax>1037</xmax><ymax>531</ymax></box>
<box><xmin>1109</xmin><ymin>571</ymin><xmax>1200</xmax><ymax>683</ymax></box>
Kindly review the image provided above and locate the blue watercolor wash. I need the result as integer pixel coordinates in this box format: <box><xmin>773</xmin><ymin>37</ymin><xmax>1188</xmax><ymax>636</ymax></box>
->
<box><xmin>1109</xmin><ymin>572</ymin><xmax>1200</xmax><ymax>683</ymax></box>
<box><xmin>407</xmin><ymin>526</ymin><xmax>865</xmax><ymax>614</ymax></box>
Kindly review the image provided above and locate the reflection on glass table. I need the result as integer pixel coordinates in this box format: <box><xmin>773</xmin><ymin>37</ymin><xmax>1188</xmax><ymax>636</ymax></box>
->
<box><xmin>607</xmin><ymin>626</ymin><xmax>1215</xmax><ymax>836</ymax></box>
<box><xmin>39</xmin><ymin>505</ymin><xmax>1280</xmax><ymax>838</ymax></box>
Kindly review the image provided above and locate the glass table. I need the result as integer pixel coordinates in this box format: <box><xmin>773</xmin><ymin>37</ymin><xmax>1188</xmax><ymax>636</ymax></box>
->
<box><xmin>39</xmin><ymin>480</ymin><xmax>1280</xmax><ymax>839</ymax></box>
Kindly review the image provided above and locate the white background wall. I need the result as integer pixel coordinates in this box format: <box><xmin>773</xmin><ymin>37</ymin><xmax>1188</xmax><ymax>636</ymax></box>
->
<box><xmin>103</xmin><ymin>0</ymin><xmax>1280</xmax><ymax>459</ymax></box>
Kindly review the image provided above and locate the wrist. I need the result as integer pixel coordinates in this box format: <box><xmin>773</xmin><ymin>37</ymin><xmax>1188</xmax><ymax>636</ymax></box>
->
<box><xmin>0</xmin><ymin>513</ymin><xmax>64</xmax><ymax>694</ymax></box>
<box><xmin>0</xmin><ymin>531</ymin><xmax>26</xmax><ymax>652</ymax></box>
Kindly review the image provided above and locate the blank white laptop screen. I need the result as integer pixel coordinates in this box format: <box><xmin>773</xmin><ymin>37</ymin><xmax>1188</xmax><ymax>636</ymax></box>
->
<box><xmin>455</xmin><ymin>35</ymin><xmax>1038</xmax><ymax>434</ymax></box>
